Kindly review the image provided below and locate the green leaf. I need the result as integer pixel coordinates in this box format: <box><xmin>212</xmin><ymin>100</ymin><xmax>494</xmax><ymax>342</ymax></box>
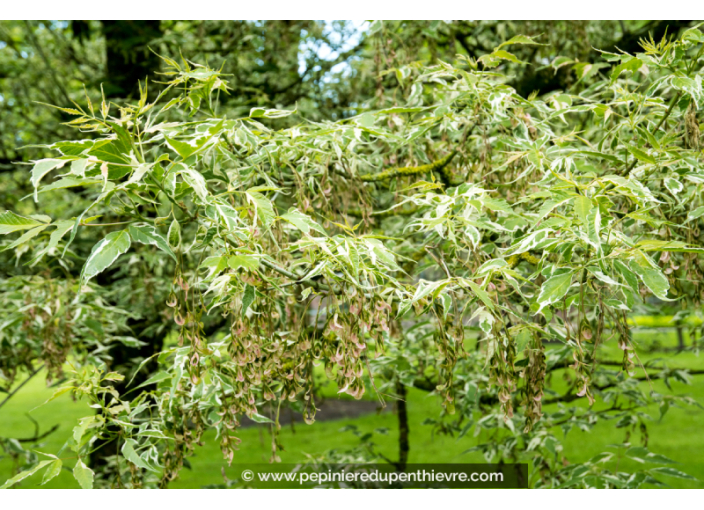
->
<box><xmin>180</xmin><ymin>167</ymin><xmax>208</xmax><ymax>201</ymax></box>
<box><xmin>73</xmin><ymin>416</ymin><xmax>97</xmax><ymax>445</ymax></box>
<box><xmin>36</xmin><ymin>177</ymin><xmax>102</xmax><ymax>195</ymax></box>
<box><xmin>0</xmin><ymin>460</ymin><xmax>52</xmax><ymax>489</ymax></box>
<box><xmin>480</xmin><ymin>50</ymin><xmax>524</xmax><ymax>67</ymax></box>
<box><xmin>106</xmin><ymin>121</ymin><xmax>136</xmax><ymax>155</ymax></box>
<box><xmin>464</xmin><ymin>279</ymin><xmax>495</xmax><ymax>310</ymax></box>
<box><xmin>87</xmin><ymin>139</ymin><xmax>130</xmax><ymax>166</ymax></box>
<box><xmin>121</xmin><ymin>439</ymin><xmax>157</xmax><ymax>472</ymax></box>
<box><xmin>73</xmin><ymin>459</ymin><xmax>94</xmax><ymax>489</ymax></box>
<box><xmin>125</xmin><ymin>164</ymin><xmax>150</xmax><ymax>186</ymax></box>
<box><xmin>129</xmin><ymin>224</ymin><xmax>177</xmax><ymax>261</ymax></box>
<box><xmin>634</xmin><ymin>240</ymin><xmax>703</xmax><ymax>253</ymax></box>
<box><xmin>81</xmin><ymin>230</ymin><xmax>131</xmax><ymax>284</ymax></box>
<box><xmin>481</xmin><ymin>197</ymin><xmax>513</xmax><ymax>213</ymax></box>
<box><xmin>200</xmin><ymin>256</ymin><xmax>228</xmax><ymax>281</ymax></box>
<box><xmin>627</xmin><ymin>145</ymin><xmax>657</xmax><ymax>165</ymax></box>
<box><xmin>246</xmin><ymin>190</ymin><xmax>276</xmax><ymax>227</ymax></box>
<box><xmin>586</xmin><ymin>206</ymin><xmax>601</xmax><ymax>251</ymax></box>
<box><xmin>687</xmin><ymin>206</ymin><xmax>704</xmax><ymax>222</ymax></box>
<box><xmin>242</xmin><ymin>284</ymin><xmax>256</xmax><ymax>316</ymax></box>
<box><xmin>476</xmin><ymin>258</ymin><xmax>508</xmax><ymax>276</ymax></box>
<box><xmin>610</xmin><ymin>57</ymin><xmax>643</xmax><ymax>83</ymax></box>
<box><xmin>47</xmin><ymin>220</ymin><xmax>74</xmax><ymax>253</ymax></box>
<box><xmin>137</xmin><ymin>430</ymin><xmax>171</xmax><ymax>440</ymax></box>
<box><xmin>671</xmin><ymin>76</ymin><xmax>701</xmax><ymax>101</ymax></box>
<box><xmin>504</xmin><ymin>229</ymin><xmax>550</xmax><ymax>256</ymax></box>
<box><xmin>470</xmin><ymin>307</ymin><xmax>495</xmax><ymax>335</ymax></box>
<box><xmin>2</xmin><ymin>225</ymin><xmax>48</xmax><ymax>251</ymax></box>
<box><xmin>33</xmin><ymin>386</ymin><xmax>73</xmax><ymax>411</ymax></box>
<box><xmin>650</xmin><ymin>467</ymin><xmax>696</xmax><ymax>480</ymax></box>
<box><xmin>664</xmin><ymin>177</ymin><xmax>683</xmax><ymax>195</ymax></box>
<box><xmin>412</xmin><ymin>279</ymin><xmax>450</xmax><ymax>305</ymax></box>
<box><xmin>30</xmin><ymin>159</ymin><xmax>68</xmax><ymax>201</ymax></box>
<box><xmin>537</xmin><ymin>270</ymin><xmax>574</xmax><ymax>313</ymax></box>
<box><xmin>0</xmin><ymin>211</ymin><xmax>45</xmax><ymax>235</ymax></box>
<box><xmin>167</xmin><ymin>219</ymin><xmax>181</xmax><ymax>251</ymax></box>
<box><xmin>249</xmin><ymin>107</ymin><xmax>295</xmax><ymax>119</ymax></box>
<box><xmin>588</xmin><ymin>267</ymin><xmax>623</xmax><ymax>286</ymax></box>
<box><xmin>492</xmin><ymin>49</ymin><xmax>522</xmax><ymax>63</ymax></box>
<box><xmin>496</xmin><ymin>34</ymin><xmax>545</xmax><ymax>50</ymax></box>
<box><xmin>228</xmin><ymin>255</ymin><xmax>259</xmax><ymax>271</ymax></box>
<box><xmin>281</xmin><ymin>209</ymin><xmax>327</xmax><ymax>235</ymax></box>
<box><xmin>683</xmin><ymin>27</ymin><xmax>704</xmax><ymax>43</ymax></box>
<box><xmin>134</xmin><ymin>371</ymin><xmax>171</xmax><ymax>390</ymax></box>
<box><xmin>574</xmin><ymin>195</ymin><xmax>592</xmax><ymax>227</ymax></box>
<box><xmin>164</xmin><ymin>135</ymin><xmax>198</xmax><ymax>160</ymax></box>
<box><xmin>534</xmin><ymin>198</ymin><xmax>572</xmax><ymax>226</ymax></box>
<box><xmin>630</xmin><ymin>262</ymin><xmax>670</xmax><ymax>300</ymax></box>
<box><xmin>40</xmin><ymin>459</ymin><xmax>63</xmax><ymax>486</ymax></box>
<box><xmin>248</xmin><ymin>412</ymin><xmax>274</xmax><ymax>424</ymax></box>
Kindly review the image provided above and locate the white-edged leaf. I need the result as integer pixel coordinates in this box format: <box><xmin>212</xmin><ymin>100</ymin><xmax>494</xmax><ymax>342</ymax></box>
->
<box><xmin>167</xmin><ymin>219</ymin><xmax>181</xmax><ymax>251</ymax></box>
<box><xmin>0</xmin><ymin>460</ymin><xmax>52</xmax><ymax>489</ymax></box>
<box><xmin>687</xmin><ymin>206</ymin><xmax>704</xmax><ymax>222</ymax></box>
<box><xmin>470</xmin><ymin>306</ymin><xmax>495</xmax><ymax>334</ymax></box>
<box><xmin>537</xmin><ymin>270</ymin><xmax>574</xmax><ymax>313</ymax></box>
<box><xmin>228</xmin><ymin>254</ymin><xmax>259</xmax><ymax>271</ymax></box>
<box><xmin>0</xmin><ymin>211</ymin><xmax>45</xmax><ymax>235</ymax></box>
<box><xmin>72</xmin><ymin>459</ymin><xmax>94</xmax><ymax>489</ymax></box>
<box><xmin>181</xmin><ymin>167</ymin><xmax>208</xmax><ymax>200</ymax></box>
<box><xmin>126</xmin><ymin>163</ymin><xmax>150</xmax><ymax>186</ymax></box>
<box><xmin>246</xmin><ymin>190</ymin><xmax>276</xmax><ymax>227</ymax></box>
<box><xmin>81</xmin><ymin>230</ymin><xmax>131</xmax><ymax>284</ymax></box>
<box><xmin>30</xmin><ymin>159</ymin><xmax>68</xmax><ymax>201</ymax></box>
<box><xmin>630</xmin><ymin>262</ymin><xmax>670</xmax><ymax>300</ymax></box>
<box><xmin>664</xmin><ymin>177</ymin><xmax>683</xmax><ymax>195</ymax></box>
<box><xmin>496</xmin><ymin>34</ymin><xmax>546</xmax><ymax>50</ymax></box>
<box><xmin>121</xmin><ymin>439</ymin><xmax>158</xmax><ymax>473</ymax></box>
<box><xmin>280</xmin><ymin>209</ymin><xmax>326</xmax><ymax>235</ymax></box>
<box><xmin>2</xmin><ymin>225</ymin><xmax>48</xmax><ymax>251</ymax></box>
<box><xmin>588</xmin><ymin>268</ymin><xmax>623</xmax><ymax>286</ymax></box>
<box><xmin>129</xmin><ymin>224</ymin><xmax>177</xmax><ymax>261</ymax></box>
<box><xmin>40</xmin><ymin>459</ymin><xmax>63</xmax><ymax>486</ymax></box>
<box><xmin>47</xmin><ymin>220</ymin><xmax>74</xmax><ymax>253</ymax></box>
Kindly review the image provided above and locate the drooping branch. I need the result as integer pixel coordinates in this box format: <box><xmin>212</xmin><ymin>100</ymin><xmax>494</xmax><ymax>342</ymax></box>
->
<box><xmin>412</xmin><ymin>367</ymin><xmax>704</xmax><ymax>408</ymax></box>
<box><xmin>543</xmin><ymin>368</ymin><xmax>704</xmax><ymax>405</ymax></box>
<box><xmin>0</xmin><ymin>365</ymin><xmax>43</xmax><ymax>412</ymax></box>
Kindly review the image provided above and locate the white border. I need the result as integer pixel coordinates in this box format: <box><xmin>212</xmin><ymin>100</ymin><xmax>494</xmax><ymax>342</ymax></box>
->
<box><xmin>0</xmin><ymin>3</ymin><xmax>697</xmax><ymax>21</ymax></box>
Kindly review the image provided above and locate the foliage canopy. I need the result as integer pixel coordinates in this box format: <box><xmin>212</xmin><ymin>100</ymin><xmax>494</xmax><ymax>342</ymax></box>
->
<box><xmin>1</xmin><ymin>20</ymin><xmax>704</xmax><ymax>489</ymax></box>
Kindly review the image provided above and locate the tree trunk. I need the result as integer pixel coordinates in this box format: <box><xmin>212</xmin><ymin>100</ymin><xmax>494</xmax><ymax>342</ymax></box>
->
<box><xmin>395</xmin><ymin>381</ymin><xmax>409</xmax><ymax>472</ymax></box>
<box><xmin>677</xmin><ymin>326</ymin><xmax>685</xmax><ymax>351</ymax></box>
<box><xmin>101</xmin><ymin>21</ymin><xmax>162</xmax><ymax>98</ymax></box>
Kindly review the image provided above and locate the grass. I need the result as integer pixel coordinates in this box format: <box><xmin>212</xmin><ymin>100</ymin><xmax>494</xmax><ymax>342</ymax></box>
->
<box><xmin>1</xmin><ymin>328</ymin><xmax>702</xmax><ymax>489</ymax></box>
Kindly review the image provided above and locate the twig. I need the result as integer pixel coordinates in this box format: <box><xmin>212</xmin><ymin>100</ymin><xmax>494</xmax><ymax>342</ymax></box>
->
<box><xmin>0</xmin><ymin>365</ymin><xmax>43</xmax><ymax>412</ymax></box>
<box><xmin>17</xmin><ymin>424</ymin><xmax>60</xmax><ymax>443</ymax></box>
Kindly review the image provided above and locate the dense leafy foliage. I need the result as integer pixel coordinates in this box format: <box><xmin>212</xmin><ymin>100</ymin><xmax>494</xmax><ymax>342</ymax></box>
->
<box><xmin>2</xmin><ymin>21</ymin><xmax>704</xmax><ymax>489</ymax></box>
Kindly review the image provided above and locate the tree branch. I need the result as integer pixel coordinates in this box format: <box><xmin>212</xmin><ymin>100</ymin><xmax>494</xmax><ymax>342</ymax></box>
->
<box><xmin>0</xmin><ymin>366</ymin><xmax>43</xmax><ymax>412</ymax></box>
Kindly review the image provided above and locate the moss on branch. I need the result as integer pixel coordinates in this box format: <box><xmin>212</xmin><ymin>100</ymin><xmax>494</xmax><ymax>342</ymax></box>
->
<box><xmin>358</xmin><ymin>151</ymin><xmax>457</xmax><ymax>182</ymax></box>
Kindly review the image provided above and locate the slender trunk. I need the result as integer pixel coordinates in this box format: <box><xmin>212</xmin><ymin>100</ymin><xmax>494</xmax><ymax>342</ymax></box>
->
<box><xmin>395</xmin><ymin>381</ymin><xmax>409</xmax><ymax>472</ymax></box>
<box><xmin>676</xmin><ymin>326</ymin><xmax>685</xmax><ymax>351</ymax></box>
<box><xmin>101</xmin><ymin>21</ymin><xmax>162</xmax><ymax>98</ymax></box>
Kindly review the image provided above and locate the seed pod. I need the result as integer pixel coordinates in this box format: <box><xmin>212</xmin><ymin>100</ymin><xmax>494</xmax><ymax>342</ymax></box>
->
<box><xmin>685</xmin><ymin>102</ymin><xmax>700</xmax><ymax>150</ymax></box>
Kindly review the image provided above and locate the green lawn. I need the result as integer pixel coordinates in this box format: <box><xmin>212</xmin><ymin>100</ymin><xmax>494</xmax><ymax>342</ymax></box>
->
<box><xmin>1</xmin><ymin>328</ymin><xmax>702</xmax><ymax>488</ymax></box>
